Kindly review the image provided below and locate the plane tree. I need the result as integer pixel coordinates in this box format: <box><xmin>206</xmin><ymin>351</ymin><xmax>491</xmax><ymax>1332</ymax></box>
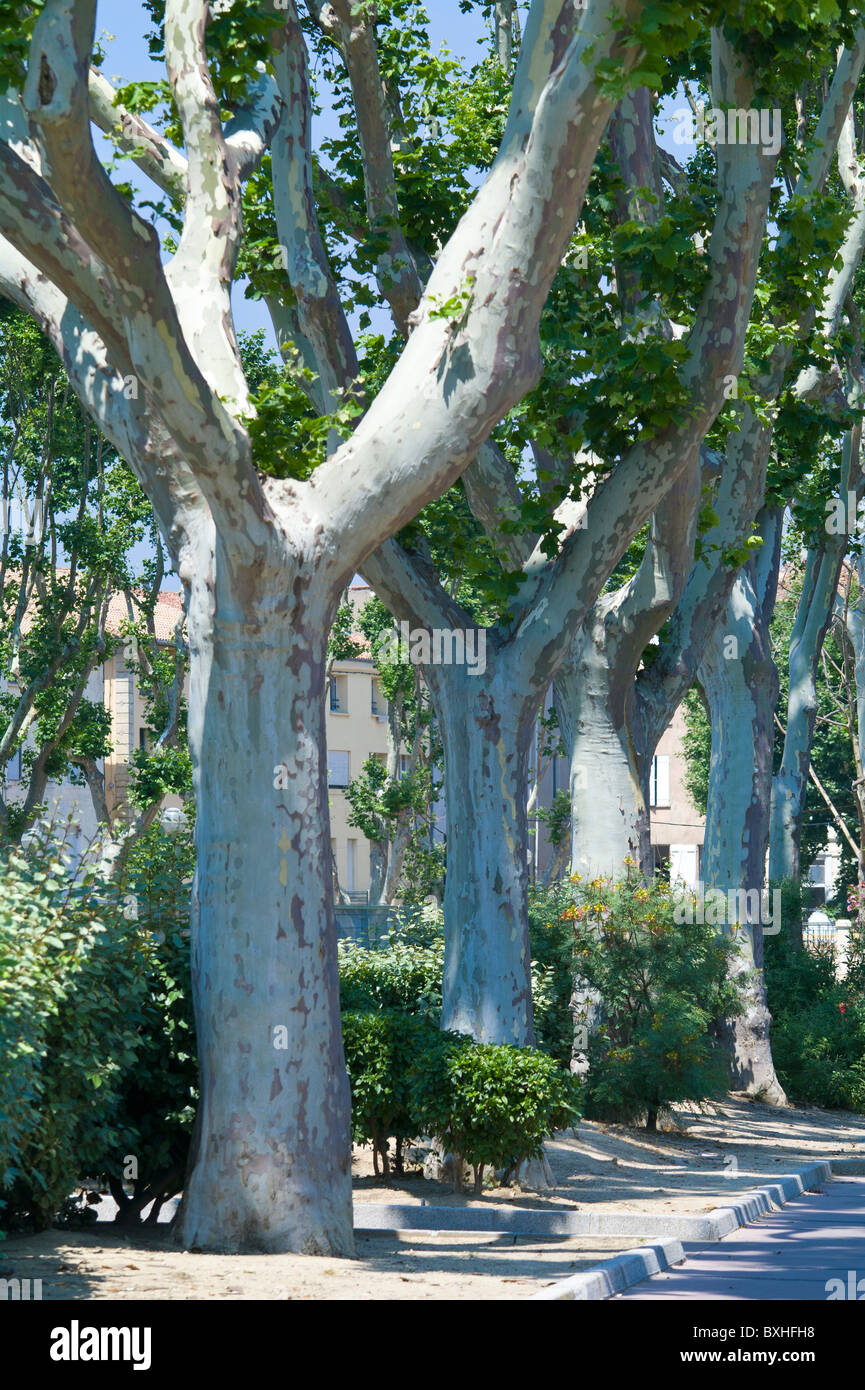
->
<box><xmin>362</xmin><ymin>29</ymin><xmax>781</xmax><ymax>1045</ymax></box>
<box><xmin>0</xmin><ymin>0</ymin><xmax>654</xmax><ymax>1253</ymax></box>
<box><xmin>556</xmin><ymin>34</ymin><xmax>865</xmax><ymax>1097</ymax></box>
<box><xmin>562</xmin><ymin>31</ymin><xmax>865</xmax><ymax>882</ymax></box>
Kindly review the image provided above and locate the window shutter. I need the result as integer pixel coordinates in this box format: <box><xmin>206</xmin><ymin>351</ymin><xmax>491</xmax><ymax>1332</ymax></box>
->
<box><xmin>652</xmin><ymin>754</ymin><xmax>670</xmax><ymax>807</ymax></box>
<box><xmin>328</xmin><ymin>751</ymin><xmax>350</xmax><ymax>787</ymax></box>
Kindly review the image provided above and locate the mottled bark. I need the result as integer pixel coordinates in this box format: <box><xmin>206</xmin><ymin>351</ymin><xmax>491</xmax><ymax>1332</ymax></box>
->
<box><xmin>0</xmin><ymin>0</ymin><xmax>651</xmax><ymax>1254</ymax></box>
<box><xmin>177</xmin><ymin>574</ymin><xmax>353</xmax><ymax>1254</ymax></box>
<box><xmin>560</xmin><ymin>451</ymin><xmax>702</xmax><ymax>879</ymax></box>
<box><xmin>769</xmin><ymin>110</ymin><xmax>865</xmax><ymax>893</ymax></box>
<box><xmin>769</xmin><ymin>542</ymin><xmax>849</xmax><ymax>897</ymax></box>
<box><xmin>363</xmin><ymin>28</ymin><xmax>778</xmax><ymax>1047</ymax></box>
<box><xmin>557</xmin><ymin>634</ymin><xmax>651</xmax><ymax>880</ymax></box>
<box><xmin>698</xmin><ymin>511</ymin><xmax>787</xmax><ymax>1106</ymax></box>
<box><xmin>429</xmin><ymin>665</ymin><xmax>535</xmax><ymax>1045</ymax></box>
<box><xmin>638</xmin><ymin>31</ymin><xmax>865</xmax><ymax>780</ymax></box>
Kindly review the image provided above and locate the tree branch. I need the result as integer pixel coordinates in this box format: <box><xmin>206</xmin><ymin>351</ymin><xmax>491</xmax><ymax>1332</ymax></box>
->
<box><xmin>322</xmin><ymin>0</ymin><xmax>424</xmax><ymax>335</ymax></box>
<box><xmin>268</xmin><ymin>3</ymin><xmax>361</xmax><ymax>407</ymax></box>
<box><xmin>296</xmin><ymin>0</ymin><xmax>647</xmax><ymax>575</ymax></box>
<box><xmin>87</xmin><ymin>68</ymin><xmax>187</xmax><ymax>201</ymax></box>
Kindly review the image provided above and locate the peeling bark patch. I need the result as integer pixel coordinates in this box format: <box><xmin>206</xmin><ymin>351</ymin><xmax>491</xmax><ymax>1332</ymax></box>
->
<box><xmin>38</xmin><ymin>56</ymin><xmax>56</xmax><ymax>105</ymax></box>
<box><xmin>270</xmin><ymin>1068</ymin><xmax>283</xmax><ymax>1101</ymax></box>
<box><xmin>290</xmin><ymin>893</ymin><xmax>310</xmax><ymax>949</ymax></box>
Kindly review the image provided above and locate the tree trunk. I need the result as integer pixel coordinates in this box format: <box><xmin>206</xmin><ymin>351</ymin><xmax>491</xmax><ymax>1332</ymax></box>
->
<box><xmin>177</xmin><ymin>579</ymin><xmax>354</xmax><ymax>1255</ymax></box>
<box><xmin>557</xmin><ymin>647</ymin><xmax>651</xmax><ymax>881</ymax></box>
<box><xmin>769</xmin><ymin>538</ymin><xmax>849</xmax><ymax>905</ymax></box>
<box><xmin>430</xmin><ymin>666</ymin><xmax>535</xmax><ymax>1045</ymax></box>
<box><xmin>699</xmin><ymin>535</ymin><xmax>787</xmax><ymax>1107</ymax></box>
<box><xmin>368</xmin><ymin>838</ymin><xmax>388</xmax><ymax>905</ymax></box>
<box><xmin>381</xmin><ymin>813</ymin><xmax>413</xmax><ymax>904</ymax></box>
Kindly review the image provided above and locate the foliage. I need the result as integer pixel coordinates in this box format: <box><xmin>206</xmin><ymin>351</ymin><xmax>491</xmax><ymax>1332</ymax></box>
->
<box><xmin>418</xmin><ymin>1039</ymin><xmax>582</xmax><ymax>1191</ymax></box>
<box><xmin>340</xmin><ymin>904</ymin><xmax>581</xmax><ymax>1188</ymax></box>
<box><xmin>341</xmin><ymin>1005</ymin><xmax>581</xmax><ymax>1192</ymax></box>
<box><xmin>0</xmin><ymin>820</ymin><xmax>148</xmax><ymax>1231</ymax></box>
<box><xmin>0</xmin><ymin>816</ymin><xmax>196</xmax><ymax>1232</ymax></box>
<box><xmin>528</xmin><ymin>880</ymin><xmax>577</xmax><ymax>1067</ymax></box>
<box><xmin>100</xmin><ymin>823</ymin><xmax>197</xmax><ymax>1224</ymax></box>
<box><xmin>682</xmin><ymin>685</ymin><xmax>711</xmax><ymax>818</ymax></box>
<box><xmin>765</xmin><ymin>922</ymin><xmax>865</xmax><ymax>1111</ymax></box>
<box><xmin>0</xmin><ymin>303</ymin><xmax>162</xmax><ymax>837</ymax></box>
<box><xmin>341</xmin><ymin>1009</ymin><xmax>461</xmax><ymax>1178</ymax></box>
<box><xmin>341</xmin><ymin>594</ymin><xmax>445</xmax><ymax>904</ymax></box>
<box><xmin>338</xmin><ymin>931</ymin><xmax>443</xmax><ymax>1019</ymax></box>
<box><xmin>568</xmin><ymin>871</ymin><xmax>744</xmax><ymax>1128</ymax></box>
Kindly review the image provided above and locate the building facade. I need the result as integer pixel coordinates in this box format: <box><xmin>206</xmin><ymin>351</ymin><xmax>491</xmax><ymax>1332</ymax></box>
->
<box><xmin>3</xmin><ymin>579</ymin><xmax>709</xmax><ymax>894</ymax></box>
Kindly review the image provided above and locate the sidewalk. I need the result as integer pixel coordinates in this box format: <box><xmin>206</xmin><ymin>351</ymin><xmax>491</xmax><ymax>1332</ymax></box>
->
<box><xmin>614</xmin><ymin>1177</ymin><xmax>865</xmax><ymax>1300</ymax></box>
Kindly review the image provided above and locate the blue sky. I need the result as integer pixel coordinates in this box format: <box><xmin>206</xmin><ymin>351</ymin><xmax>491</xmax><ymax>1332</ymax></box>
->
<box><xmin>93</xmin><ymin>0</ymin><xmax>500</xmax><ymax>344</ymax></box>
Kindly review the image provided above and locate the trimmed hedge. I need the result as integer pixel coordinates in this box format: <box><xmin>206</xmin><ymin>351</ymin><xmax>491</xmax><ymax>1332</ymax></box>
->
<box><xmin>342</xmin><ymin>1006</ymin><xmax>582</xmax><ymax>1191</ymax></box>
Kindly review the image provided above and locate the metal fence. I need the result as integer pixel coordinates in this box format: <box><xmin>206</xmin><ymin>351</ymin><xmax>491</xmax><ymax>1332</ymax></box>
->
<box><xmin>334</xmin><ymin>903</ymin><xmax>402</xmax><ymax>948</ymax></box>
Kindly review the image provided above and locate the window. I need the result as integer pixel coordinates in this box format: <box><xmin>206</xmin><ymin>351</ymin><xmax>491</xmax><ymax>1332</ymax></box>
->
<box><xmin>371</xmin><ymin>679</ymin><xmax>386</xmax><ymax>718</ymax></box>
<box><xmin>139</xmin><ymin>727</ymin><xmax>150</xmax><ymax>751</ymax></box>
<box><xmin>649</xmin><ymin>754</ymin><xmax>670</xmax><ymax>808</ymax></box>
<box><xmin>329</xmin><ymin>675</ymin><xmax>348</xmax><ymax>714</ymax></box>
<box><xmin>653</xmin><ymin>844</ymin><xmax>671</xmax><ymax>876</ymax></box>
<box><xmin>397</xmin><ymin>754</ymin><xmax>411</xmax><ymax>780</ymax></box>
<box><xmin>328</xmin><ymin>750</ymin><xmax>350</xmax><ymax>787</ymax></box>
<box><xmin>6</xmin><ymin>745</ymin><xmax>22</xmax><ymax>782</ymax></box>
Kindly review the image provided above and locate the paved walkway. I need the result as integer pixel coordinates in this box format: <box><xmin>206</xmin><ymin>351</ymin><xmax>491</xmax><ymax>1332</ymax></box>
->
<box><xmin>615</xmin><ymin>1177</ymin><xmax>865</xmax><ymax>1300</ymax></box>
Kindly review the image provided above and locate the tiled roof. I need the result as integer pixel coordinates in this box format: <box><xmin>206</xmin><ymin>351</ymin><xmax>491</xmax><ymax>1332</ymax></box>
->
<box><xmin>104</xmin><ymin>588</ymin><xmax>184</xmax><ymax>642</ymax></box>
<box><xmin>5</xmin><ymin>569</ymin><xmax>184</xmax><ymax>644</ymax></box>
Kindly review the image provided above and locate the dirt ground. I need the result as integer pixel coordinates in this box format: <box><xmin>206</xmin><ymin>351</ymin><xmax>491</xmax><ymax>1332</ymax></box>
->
<box><xmin>353</xmin><ymin>1094</ymin><xmax>865</xmax><ymax>1215</ymax></box>
<box><xmin>3</xmin><ymin>1096</ymin><xmax>863</xmax><ymax>1300</ymax></box>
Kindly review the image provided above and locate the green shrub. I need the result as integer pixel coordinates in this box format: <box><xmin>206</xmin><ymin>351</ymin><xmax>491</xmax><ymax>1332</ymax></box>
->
<box><xmin>0</xmin><ymin>825</ymin><xmax>149</xmax><ymax>1231</ymax></box>
<box><xmin>528</xmin><ymin>881</ymin><xmax>575</xmax><ymax>1065</ymax></box>
<box><xmin>338</xmin><ymin>896</ymin><xmax>584</xmax><ymax>1066</ymax></box>
<box><xmin>765</xmin><ymin>925</ymin><xmax>865</xmax><ymax>1111</ymax></box>
<box><xmin>341</xmin><ymin>1009</ymin><xmax>464</xmax><ymax>1178</ymax></box>
<box><xmin>99</xmin><ymin>825</ymin><xmax>197</xmax><ymax>1225</ymax></box>
<box><xmin>0</xmin><ymin>819</ymin><xmax>197</xmax><ymax>1231</ymax></box>
<box><xmin>338</xmin><ymin>929</ymin><xmax>444</xmax><ymax>1018</ymax></box>
<box><xmin>418</xmin><ymin>1041</ymin><xmax>582</xmax><ymax>1191</ymax></box>
<box><xmin>570</xmin><ymin>871</ymin><xmax>744</xmax><ymax>1129</ymax></box>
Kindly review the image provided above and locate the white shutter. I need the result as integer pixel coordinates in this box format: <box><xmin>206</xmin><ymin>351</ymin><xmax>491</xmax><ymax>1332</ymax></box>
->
<box><xmin>670</xmin><ymin>844</ymin><xmax>698</xmax><ymax>889</ymax></box>
<box><xmin>651</xmin><ymin>754</ymin><xmax>670</xmax><ymax>808</ymax></box>
<box><xmin>328</xmin><ymin>750</ymin><xmax>350</xmax><ymax>787</ymax></box>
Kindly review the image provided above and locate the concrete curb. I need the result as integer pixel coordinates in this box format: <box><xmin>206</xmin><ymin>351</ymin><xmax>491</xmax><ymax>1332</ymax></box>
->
<box><xmin>530</xmin><ymin>1238</ymin><xmax>686</xmax><ymax>1301</ymax></box>
<box><xmin>825</xmin><ymin>1156</ymin><xmax>865</xmax><ymax>1176</ymax></box>
<box><xmin>355</xmin><ymin>1161</ymin><xmax>833</xmax><ymax>1241</ymax></box>
<box><xmin>700</xmin><ymin>1159</ymin><xmax>832</xmax><ymax>1239</ymax></box>
<box><xmin>356</xmin><ymin>1158</ymin><xmax>839</xmax><ymax>1301</ymax></box>
<box><xmin>530</xmin><ymin>1158</ymin><xmax>836</xmax><ymax>1301</ymax></box>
